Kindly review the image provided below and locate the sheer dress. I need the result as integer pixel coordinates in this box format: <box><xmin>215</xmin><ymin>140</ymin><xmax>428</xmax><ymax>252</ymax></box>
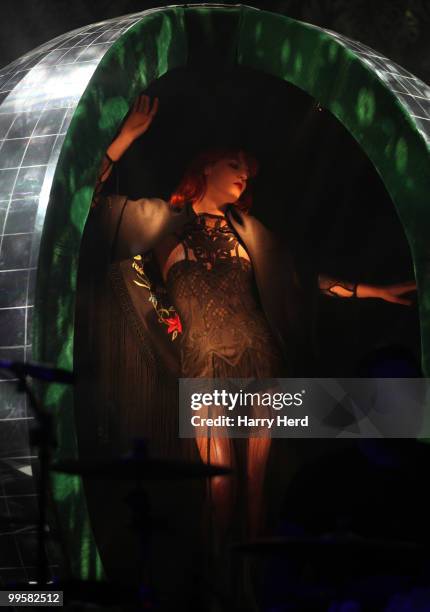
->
<box><xmin>161</xmin><ymin>211</ymin><xmax>285</xmax><ymax>604</ymax></box>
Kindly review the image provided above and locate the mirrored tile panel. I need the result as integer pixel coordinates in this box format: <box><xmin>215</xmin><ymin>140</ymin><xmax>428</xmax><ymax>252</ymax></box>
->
<box><xmin>329</xmin><ymin>30</ymin><xmax>430</xmax><ymax>144</ymax></box>
<box><xmin>0</xmin><ymin>8</ymin><xmax>151</xmax><ymax>583</ymax></box>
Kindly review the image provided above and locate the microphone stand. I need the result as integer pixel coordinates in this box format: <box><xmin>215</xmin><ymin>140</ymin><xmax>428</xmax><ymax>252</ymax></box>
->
<box><xmin>20</xmin><ymin>373</ymin><xmax>55</xmax><ymax>587</ymax></box>
<box><xmin>0</xmin><ymin>363</ymin><xmax>58</xmax><ymax>587</ymax></box>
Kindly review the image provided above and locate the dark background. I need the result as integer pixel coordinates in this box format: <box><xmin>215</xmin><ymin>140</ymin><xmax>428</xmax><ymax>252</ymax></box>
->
<box><xmin>1</xmin><ymin>0</ymin><xmax>430</xmax><ymax>82</ymax></box>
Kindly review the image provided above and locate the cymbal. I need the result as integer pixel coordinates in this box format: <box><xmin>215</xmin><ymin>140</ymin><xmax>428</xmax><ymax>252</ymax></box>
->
<box><xmin>51</xmin><ymin>456</ymin><xmax>232</xmax><ymax>480</ymax></box>
<box><xmin>233</xmin><ymin>534</ymin><xmax>426</xmax><ymax>599</ymax></box>
<box><xmin>0</xmin><ymin>359</ymin><xmax>74</xmax><ymax>383</ymax></box>
<box><xmin>234</xmin><ymin>533</ymin><xmax>422</xmax><ymax>556</ymax></box>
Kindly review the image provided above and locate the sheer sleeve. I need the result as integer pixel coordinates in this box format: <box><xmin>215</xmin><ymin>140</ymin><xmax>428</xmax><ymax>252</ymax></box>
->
<box><xmin>91</xmin><ymin>154</ymin><xmax>115</xmax><ymax>208</ymax></box>
<box><xmin>93</xmin><ymin>194</ymin><xmax>197</xmax><ymax>262</ymax></box>
<box><xmin>318</xmin><ymin>273</ymin><xmax>357</xmax><ymax>298</ymax></box>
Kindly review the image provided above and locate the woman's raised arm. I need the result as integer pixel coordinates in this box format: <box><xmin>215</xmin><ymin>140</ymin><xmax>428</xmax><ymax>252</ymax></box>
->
<box><xmin>92</xmin><ymin>94</ymin><xmax>159</xmax><ymax>206</ymax></box>
<box><xmin>89</xmin><ymin>94</ymin><xmax>195</xmax><ymax>261</ymax></box>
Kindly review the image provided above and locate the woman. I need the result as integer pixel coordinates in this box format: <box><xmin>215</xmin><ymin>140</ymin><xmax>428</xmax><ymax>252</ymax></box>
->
<box><xmin>89</xmin><ymin>93</ymin><xmax>416</xmax><ymax>607</ymax></box>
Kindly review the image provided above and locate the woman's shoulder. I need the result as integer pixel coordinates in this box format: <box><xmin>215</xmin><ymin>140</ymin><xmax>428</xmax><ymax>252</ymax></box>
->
<box><xmin>93</xmin><ymin>194</ymin><xmax>195</xmax><ymax>224</ymax></box>
<box><xmin>94</xmin><ymin>194</ymin><xmax>171</xmax><ymax>217</ymax></box>
<box><xmin>126</xmin><ymin>196</ymin><xmax>193</xmax><ymax>216</ymax></box>
<box><xmin>125</xmin><ymin>195</ymin><xmax>169</xmax><ymax>208</ymax></box>
<box><xmin>98</xmin><ymin>193</ymin><xmax>169</xmax><ymax>204</ymax></box>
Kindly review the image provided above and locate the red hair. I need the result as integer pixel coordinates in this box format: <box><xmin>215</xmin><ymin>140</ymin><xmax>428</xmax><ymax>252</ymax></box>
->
<box><xmin>170</xmin><ymin>147</ymin><xmax>258</xmax><ymax>213</ymax></box>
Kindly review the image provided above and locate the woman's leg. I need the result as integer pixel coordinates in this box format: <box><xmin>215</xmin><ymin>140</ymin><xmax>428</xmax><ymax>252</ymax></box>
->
<box><xmin>195</xmin><ymin>434</ymin><xmax>236</xmax><ymax>608</ymax></box>
<box><xmin>247</xmin><ymin>436</ymin><xmax>272</xmax><ymax>539</ymax></box>
<box><xmin>195</xmin><ymin>434</ymin><xmax>235</xmax><ymax>532</ymax></box>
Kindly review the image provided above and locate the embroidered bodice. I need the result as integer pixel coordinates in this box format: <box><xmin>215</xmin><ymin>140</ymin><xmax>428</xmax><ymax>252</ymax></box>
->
<box><xmin>163</xmin><ymin>212</ymin><xmax>285</xmax><ymax>377</ymax></box>
<box><xmin>172</xmin><ymin>211</ymin><xmax>248</xmax><ymax>270</ymax></box>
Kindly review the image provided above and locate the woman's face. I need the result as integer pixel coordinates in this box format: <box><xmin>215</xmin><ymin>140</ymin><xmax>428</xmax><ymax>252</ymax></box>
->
<box><xmin>204</xmin><ymin>154</ymin><xmax>249</xmax><ymax>204</ymax></box>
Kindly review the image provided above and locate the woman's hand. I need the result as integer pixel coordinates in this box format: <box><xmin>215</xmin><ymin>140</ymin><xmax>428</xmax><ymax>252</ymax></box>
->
<box><xmin>107</xmin><ymin>94</ymin><xmax>159</xmax><ymax>161</ymax></box>
<box><xmin>357</xmin><ymin>280</ymin><xmax>417</xmax><ymax>305</ymax></box>
<box><xmin>119</xmin><ymin>94</ymin><xmax>159</xmax><ymax>142</ymax></box>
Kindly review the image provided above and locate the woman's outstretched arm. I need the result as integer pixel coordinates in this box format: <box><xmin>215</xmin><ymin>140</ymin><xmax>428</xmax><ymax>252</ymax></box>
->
<box><xmin>92</xmin><ymin>94</ymin><xmax>159</xmax><ymax>206</ymax></box>
<box><xmin>318</xmin><ymin>274</ymin><xmax>417</xmax><ymax>305</ymax></box>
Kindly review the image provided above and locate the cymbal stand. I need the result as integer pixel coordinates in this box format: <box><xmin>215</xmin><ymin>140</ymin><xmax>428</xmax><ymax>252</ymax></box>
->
<box><xmin>11</xmin><ymin>371</ymin><xmax>55</xmax><ymax>587</ymax></box>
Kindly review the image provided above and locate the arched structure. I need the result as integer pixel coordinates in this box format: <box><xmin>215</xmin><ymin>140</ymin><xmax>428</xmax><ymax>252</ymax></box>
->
<box><xmin>0</xmin><ymin>3</ymin><xmax>429</xmax><ymax>580</ymax></box>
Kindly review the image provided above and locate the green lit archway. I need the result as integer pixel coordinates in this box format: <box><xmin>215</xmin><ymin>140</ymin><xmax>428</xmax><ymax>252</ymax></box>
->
<box><xmin>34</xmin><ymin>4</ymin><xmax>430</xmax><ymax>578</ymax></box>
